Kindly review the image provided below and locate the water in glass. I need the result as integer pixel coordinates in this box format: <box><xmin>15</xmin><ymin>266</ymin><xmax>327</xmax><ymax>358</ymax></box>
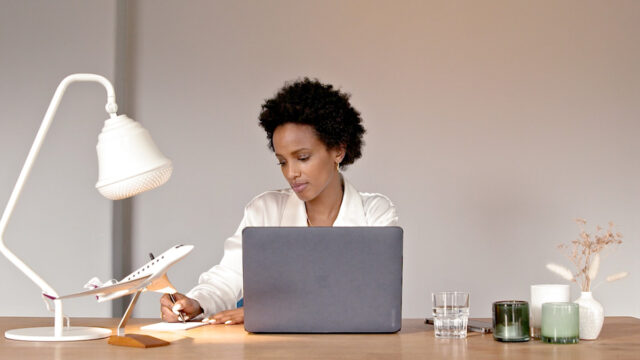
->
<box><xmin>432</xmin><ymin>292</ymin><xmax>470</xmax><ymax>338</ymax></box>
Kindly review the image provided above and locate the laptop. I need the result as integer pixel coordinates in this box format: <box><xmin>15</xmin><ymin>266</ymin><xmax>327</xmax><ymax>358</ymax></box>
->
<box><xmin>242</xmin><ymin>226</ymin><xmax>403</xmax><ymax>333</ymax></box>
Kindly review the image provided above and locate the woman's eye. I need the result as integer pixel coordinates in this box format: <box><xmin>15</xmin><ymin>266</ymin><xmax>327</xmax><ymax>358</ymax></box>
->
<box><xmin>298</xmin><ymin>156</ymin><xmax>309</xmax><ymax>162</ymax></box>
<box><xmin>277</xmin><ymin>161</ymin><xmax>285</xmax><ymax>166</ymax></box>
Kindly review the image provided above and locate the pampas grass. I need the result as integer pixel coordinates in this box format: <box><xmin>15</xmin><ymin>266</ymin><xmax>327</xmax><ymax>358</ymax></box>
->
<box><xmin>546</xmin><ymin>263</ymin><xmax>574</xmax><ymax>281</ymax></box>
<box><xmin>592</xmin><ymin>272</ymin><xmax>629</xmax><ymax>291</ymax></box>
<box><xmin>606</xmin><ymin>272</ymin><xmax>629</xmax><ymax>282</ymax></box>
<box><xmin>588</xmin><ymin>253</ymin><xmax>600</xmax><ymax>281</ymax></box>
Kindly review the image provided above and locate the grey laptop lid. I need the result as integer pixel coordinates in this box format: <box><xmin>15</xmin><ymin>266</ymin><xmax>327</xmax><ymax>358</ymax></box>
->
<box><xmin>242</xmin><ymin>226</ymin><xmax>403</xmax><ymax>333</ymax></box>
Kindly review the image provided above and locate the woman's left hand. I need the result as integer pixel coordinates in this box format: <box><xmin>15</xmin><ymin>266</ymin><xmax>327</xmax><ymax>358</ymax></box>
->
<box><xmin>203</xmin><ymin>308</ymin><xmax>244</xmax><ymax>325</ymax></box>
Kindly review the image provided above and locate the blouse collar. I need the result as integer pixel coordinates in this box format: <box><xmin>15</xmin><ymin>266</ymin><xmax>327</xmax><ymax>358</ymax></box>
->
<box><xmin>280</xmin><ymin>176</ymin><xmax>366</xmax><ymax>226</ymax></box>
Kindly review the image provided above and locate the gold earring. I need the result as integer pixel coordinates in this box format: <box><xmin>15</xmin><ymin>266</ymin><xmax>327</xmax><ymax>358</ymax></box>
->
<box><xmin>336</xmin><ymin>162</ymin><xmax>340</xmax><ymax>171</ymax></box>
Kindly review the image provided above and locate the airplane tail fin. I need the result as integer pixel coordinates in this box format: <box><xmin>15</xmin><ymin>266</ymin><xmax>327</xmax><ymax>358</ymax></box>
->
<box><xmin>84</xmin><ymin>276</ymin><xmax>121</xmax><ymax>302</ymax></box>
<box><xmin>84</xmin><ymin>277</ymin><xmax>118</xmax><ymax>290</ymax></box>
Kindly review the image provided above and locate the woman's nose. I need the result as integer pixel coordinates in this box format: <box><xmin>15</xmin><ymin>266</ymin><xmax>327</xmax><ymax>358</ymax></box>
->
<box><xmin>286</xmin><ymin>164</ymin><xmax>300</xmax><ymax>179</ymax></box>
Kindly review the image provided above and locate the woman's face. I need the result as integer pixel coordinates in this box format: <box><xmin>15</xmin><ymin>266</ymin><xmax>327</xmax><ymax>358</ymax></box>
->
<box><xmin>273</xmin><ymin>123</ymin><xmax>344</xmax><ymax>202</ymax></box>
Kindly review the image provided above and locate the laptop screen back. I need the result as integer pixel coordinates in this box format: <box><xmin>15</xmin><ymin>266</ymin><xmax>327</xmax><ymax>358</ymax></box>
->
<box><xmin>242</xmin><ymin>226</ymin><xmax>403</xmax><ymax>333</ymax></box>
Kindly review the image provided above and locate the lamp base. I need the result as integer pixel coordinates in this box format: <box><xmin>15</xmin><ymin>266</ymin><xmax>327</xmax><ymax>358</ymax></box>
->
<box><xmin>108</xmin><ymin>334</ymin><xmax>170</xmax><ymax>348</ymax></box>
<box><xmin>5</xmin><ymin>326</ymin><xmax>112</xmax><ymax>341</ymax></box>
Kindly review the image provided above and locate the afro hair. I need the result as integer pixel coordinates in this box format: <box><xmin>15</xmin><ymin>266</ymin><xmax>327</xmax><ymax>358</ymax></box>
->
<box><xmin>258</xmin><ymin>78</ymin><xmax>366</xmax><ymax>169</ymax></box>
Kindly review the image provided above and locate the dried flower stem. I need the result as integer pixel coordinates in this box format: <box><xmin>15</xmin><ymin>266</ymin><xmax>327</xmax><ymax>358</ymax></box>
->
<box><xmin>556</xmin><ymin>219</ymin><xmax>623</xmax><ymax>291</ymax></box>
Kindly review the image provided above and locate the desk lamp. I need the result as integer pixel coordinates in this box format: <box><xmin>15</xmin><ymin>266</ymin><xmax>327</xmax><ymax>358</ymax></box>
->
<box><xmin>0</xmin><ymin>74</ymin><xmax>172</xmax><ymax>341</ymax></box>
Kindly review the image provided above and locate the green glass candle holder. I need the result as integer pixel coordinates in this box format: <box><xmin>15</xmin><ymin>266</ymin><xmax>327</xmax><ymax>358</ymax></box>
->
<box><xmin>492</xmin><ymin>300</ymin><xmax>530</xmax><ymax>342</ymax></box>
<box><xmin>541</xmin><ymin>302</ymin><xmax>579</xmax><ymax>344</ymax></box>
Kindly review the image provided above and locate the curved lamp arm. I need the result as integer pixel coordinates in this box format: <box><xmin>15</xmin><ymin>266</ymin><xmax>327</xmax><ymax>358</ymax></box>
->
<box><xmin>0</xmin><ymin>74</ymin><xmax>119</xmax><ymax>299</ymax></box>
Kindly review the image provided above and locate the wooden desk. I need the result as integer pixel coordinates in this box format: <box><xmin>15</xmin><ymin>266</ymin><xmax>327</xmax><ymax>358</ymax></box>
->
<box><xmin>1</xmin><ymin>317</ymin><xmax>639</xmax><ymax>359</ymax></box>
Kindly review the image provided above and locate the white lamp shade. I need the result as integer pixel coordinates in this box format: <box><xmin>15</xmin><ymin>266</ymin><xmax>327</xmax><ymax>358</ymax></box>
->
<box><xmin>95</xmin><ymin>115</ymin><xmax>172</xmax><ymax>200</ymax></box>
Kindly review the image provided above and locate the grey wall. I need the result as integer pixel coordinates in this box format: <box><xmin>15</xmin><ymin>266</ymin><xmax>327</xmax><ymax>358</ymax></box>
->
<box><xmin>0</xmin><ymin>0</ymin><xmax>117</xmax><ymax>317</ymax></box>
<box><xmin>129</xmin><ymin>0</ymin><xmax>640</xmax><ymax>318</ymax></box>
<box><xmin>1</xmin><ymin>0</ymin><xmax>638</xmax><ymax>320</ymax></box>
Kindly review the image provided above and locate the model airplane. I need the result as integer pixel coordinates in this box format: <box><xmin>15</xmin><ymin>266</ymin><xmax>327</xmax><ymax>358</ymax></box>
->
<box><xmin>43</xmin><ymin>244</ymin><xmax>194</xmax><ymax>302</ymax></box>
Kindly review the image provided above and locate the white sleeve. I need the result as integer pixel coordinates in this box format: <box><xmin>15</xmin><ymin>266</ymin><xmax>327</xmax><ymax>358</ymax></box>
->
<box><xmin>364</xmin><ymin>194</ymin><xmax>399</xmax><ymax>226</ymax></box>
<box><xmin>186</xmin><ymin>206</ymin><xmax>250</xmax><ymax>318</ymax></box>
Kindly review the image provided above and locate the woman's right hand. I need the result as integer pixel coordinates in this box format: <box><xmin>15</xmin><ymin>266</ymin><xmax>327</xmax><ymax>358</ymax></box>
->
<box><xmin>160</xmin><ymin>293</ymin><xmax>203</xmax><ymax>322</ymax></box>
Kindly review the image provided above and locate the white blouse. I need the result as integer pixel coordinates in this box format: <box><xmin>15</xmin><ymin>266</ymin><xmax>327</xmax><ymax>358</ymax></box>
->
<box><xmin>186</xmin><ymin>177</ymin><xmax>399</xmax><ymax>317</ymax></box>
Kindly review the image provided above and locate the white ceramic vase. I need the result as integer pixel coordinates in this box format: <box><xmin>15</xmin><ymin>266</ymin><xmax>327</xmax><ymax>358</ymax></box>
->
<box><xmin>574</xmin><ymin>291</ymin><xmax>604</xmax><ymax>340</ymax></box>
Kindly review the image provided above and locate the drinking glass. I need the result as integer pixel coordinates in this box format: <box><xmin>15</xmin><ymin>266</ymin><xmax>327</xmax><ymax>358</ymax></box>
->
<box><xmin>431</xmin><ymin>292</ymin><xmax>469</xmax><ymax>338</ymax></box>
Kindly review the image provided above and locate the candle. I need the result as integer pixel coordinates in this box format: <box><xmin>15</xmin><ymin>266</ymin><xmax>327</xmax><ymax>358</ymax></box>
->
<box><xmin>530</xmin><ymin>284</ymin><xmax>570</xmax><ymax>338</ymax></box>
<box><xmin>541</xmin><ymin>302</ymin><xmax>579</xmax><ymax>344</ymax></box>
<box><xmin>493</xmin><ymin>301</ymin><xmax>530</xmax><ymax>342</ymax></box>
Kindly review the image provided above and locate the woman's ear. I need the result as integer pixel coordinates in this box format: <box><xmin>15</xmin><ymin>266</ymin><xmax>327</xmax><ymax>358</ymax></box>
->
<box><xmin>335</xmin><ymin>145</ymin><xmax>346</xmax><ymax>164</ymax></box>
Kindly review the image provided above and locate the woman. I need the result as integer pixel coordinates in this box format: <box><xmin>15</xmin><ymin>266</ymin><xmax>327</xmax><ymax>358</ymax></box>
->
<box><xmin>160</xmin><ymin>78</ymin><xmax>398</xmax><ymax>324</ymax></box>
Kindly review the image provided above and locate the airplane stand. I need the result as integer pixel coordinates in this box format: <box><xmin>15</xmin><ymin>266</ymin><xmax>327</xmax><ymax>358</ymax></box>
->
<box><xmin>108</xmin><ymin>290</ymin><xmax>170</xmax><ymax>348</ymax></box>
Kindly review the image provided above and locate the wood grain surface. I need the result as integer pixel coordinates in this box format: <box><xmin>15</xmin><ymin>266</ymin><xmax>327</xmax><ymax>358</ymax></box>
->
<box><xmin>1</xmin><ymin>317</ymin><xmax>638</xmax><ymax>359</ymax></box>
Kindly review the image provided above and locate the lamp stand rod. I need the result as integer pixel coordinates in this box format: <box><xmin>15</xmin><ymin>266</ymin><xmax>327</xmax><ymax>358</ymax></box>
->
<box><xmin>0</xmin><ymin>74</ymin><xmax>118</xmax><ymax>338</ymax></box>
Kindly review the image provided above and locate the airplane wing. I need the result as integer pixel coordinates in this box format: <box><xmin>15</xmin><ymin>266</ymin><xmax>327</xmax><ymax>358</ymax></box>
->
<box><xmin>53</xmin><ymin>275</ymin><xmax>152</xmax><ymax>300</ymax></box>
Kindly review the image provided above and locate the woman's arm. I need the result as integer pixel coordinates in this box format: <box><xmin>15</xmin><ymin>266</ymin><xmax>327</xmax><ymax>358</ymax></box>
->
<box><xmin>180</xmin><ymin>192</ymin><xmax>281</xmax><ymax>319</ymax></box>
<box><xmin>184</xmin><ymin>211</ymin><xmax>248</xmax><ymax>319</ymax></box>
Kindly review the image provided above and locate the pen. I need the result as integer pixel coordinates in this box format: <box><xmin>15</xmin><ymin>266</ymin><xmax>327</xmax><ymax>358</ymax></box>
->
<box><xmin>149</xmin><ymin>252</ymin><xmax>186</xmax><ymax>323</ymax></box>
<box><xmin>168</xmin><ymin>293</ymin><xmax>186</xmax><ymax>324</ymax></box>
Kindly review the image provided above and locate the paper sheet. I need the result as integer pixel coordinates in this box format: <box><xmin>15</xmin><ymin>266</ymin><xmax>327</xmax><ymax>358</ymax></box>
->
<box><xmin>141</xmin><ymin>321</ymin><xmax>207</xmax><ymax>331</ymax></box>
